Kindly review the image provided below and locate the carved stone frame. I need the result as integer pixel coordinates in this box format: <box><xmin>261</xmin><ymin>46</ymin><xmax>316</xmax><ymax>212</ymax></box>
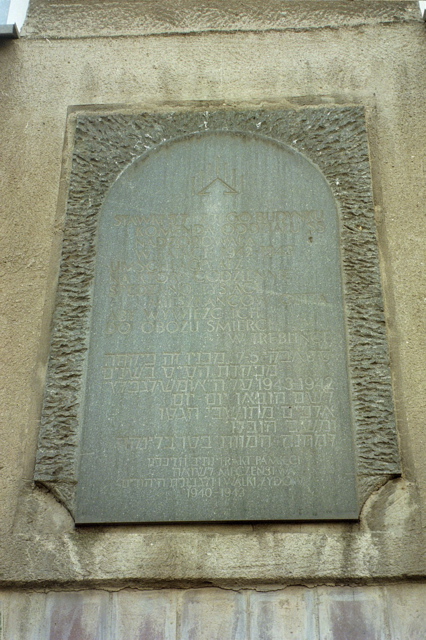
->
<box><xmin>34</xmin><ymin>105</ymin><xmax>400</xmax><ymax>517</ymax></box>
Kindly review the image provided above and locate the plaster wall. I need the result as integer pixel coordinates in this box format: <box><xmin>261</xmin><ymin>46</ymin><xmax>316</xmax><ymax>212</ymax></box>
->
<box><xmin>0</xmin><ymin>0</ymin><xmax>425</xmax><ymax>590</ymax></box>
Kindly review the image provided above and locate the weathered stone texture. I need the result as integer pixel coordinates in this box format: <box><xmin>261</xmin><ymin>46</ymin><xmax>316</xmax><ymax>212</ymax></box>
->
<box><xmin>23</xmin><ymin>0</ymin><xmax>420</xmax><ymax>39</ymax></box>
<box><xmin>2</xmin><ymin>585</ymin><xmax>426</xmax><ymax>639</ymax></box>
<box><xmin>0</xmin><ymin>0</ymin><xmax>424</xmax><ymax>589</ymax></box>
<box><xmin>34</xmin><ymin>106</ymin><xmax>399</xmax><ymax>516</ymax></box>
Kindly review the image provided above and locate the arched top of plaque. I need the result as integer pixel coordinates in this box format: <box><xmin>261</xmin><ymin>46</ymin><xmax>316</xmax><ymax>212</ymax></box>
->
<box><xmin>103</xmin><ymin>130</ymin><xmax>338</xmax><ymax>228</ymax></box>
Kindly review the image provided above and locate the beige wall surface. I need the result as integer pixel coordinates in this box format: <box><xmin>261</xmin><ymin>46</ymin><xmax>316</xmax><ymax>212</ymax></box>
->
<box><xmin>0</xmin><ymin>0</ymin><xmax>425</xmax><ymax>588</ymax></box>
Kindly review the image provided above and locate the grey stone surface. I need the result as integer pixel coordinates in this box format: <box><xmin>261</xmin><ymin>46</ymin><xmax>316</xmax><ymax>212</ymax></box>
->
<box><xmin>180</xmin><ymin>589</ymin><xmax>246</xmax><ymax>639</ymax></box>
<box><xmin>2</xmin><ymin>585</ymin><xmax>426</xmax><ymax>639</ymax></box>
<box><xmin>0</xmin><ymin>590</ymin><xmax>109</xmax><ymax>640</ymax></box>
<box><xmin>317</xmin><ymin>587</ymin><xmax>388</xmax><ymax>640</ymax></box>
<box><xmin>43</xmin><ymin>592</ymin><xmax>109</xmax><ymax>640</ymax></box>
<box><xmin>386</xmin><ymin>584</ymin><xmax>426</xmax><ymax>640</ymax></box>
<box><xmin>77</xmin><ymin>131</ymin><xmax>357</xmax><ymax>522</ymax></box>
<box><xmin>0</xmin><ymin>0</ymin><xmax>424</xmax><ymax>589</ymax></box>
<box><xmin>1</xmin><ymin>478</ymin><xmax>424</xmax><ymax>584</ymax></box>
<box><xmin>250</xmin><ymin>589</ymin><xmax>316</xmax><ymax>639</ymax></box>
<box><xmin>34</xmin><ymin>107</ymin><xmax>399</xmax><ymax>521</ymax></box>
<box><xmin>111</xmin><ymin>590</ymin><xmax>177</xmax><ymax>640</ymax></box>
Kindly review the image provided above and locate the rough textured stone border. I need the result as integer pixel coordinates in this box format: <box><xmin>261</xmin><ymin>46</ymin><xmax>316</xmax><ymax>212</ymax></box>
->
<box><xmin>34</xmin><ymin>106</ymin><xmax>400</xmax><ymax>516</ymax></box>
<box><xmin>23</xmin><ymin>0</ymin><xmax>419</xmax><ymax>39</ymax></box>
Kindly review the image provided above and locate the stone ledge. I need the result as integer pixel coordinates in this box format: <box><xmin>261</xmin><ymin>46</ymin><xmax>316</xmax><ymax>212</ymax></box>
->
<box><xmin>22</xmin><ymin>0</ymin><xmax>421</xmax><ymax>39</ymax></box>
<box><xmin>1</xmin><ymin>479</ymin><xmax>424</xmax><ymax>587</ymax></box>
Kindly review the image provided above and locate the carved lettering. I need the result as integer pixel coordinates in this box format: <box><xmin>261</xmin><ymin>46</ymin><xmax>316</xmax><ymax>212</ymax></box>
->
<box><xmin>74</xmin><ymin>129</ymin><xmax>359</xmax><ymax>522</ymax></box>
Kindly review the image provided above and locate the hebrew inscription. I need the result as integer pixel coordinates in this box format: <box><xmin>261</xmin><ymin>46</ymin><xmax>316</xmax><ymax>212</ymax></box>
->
<box><xmin>75</xmin><ymin>132</ymin><xmax>357</xmax><ymax>522</ymax></box>
<box><xmin>35</xmin><ymin>108</ymin><xmax>400</xmax><ymax>522</ymax></box>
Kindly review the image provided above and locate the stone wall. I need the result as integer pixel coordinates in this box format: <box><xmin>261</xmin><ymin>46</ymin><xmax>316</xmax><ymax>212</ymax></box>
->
<box><xmin>0</xmin><ymin>0</ymin><xmax>425</xmax><ymax>635</ymax></box>
<box><xmin>2</xmin><ymin>585</ymin><xmax>426</xmax><ymax>639</ymax></box>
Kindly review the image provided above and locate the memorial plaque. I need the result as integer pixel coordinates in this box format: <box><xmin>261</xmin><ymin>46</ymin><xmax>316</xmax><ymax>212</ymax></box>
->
<box><xmin>35</xmin><ymin>108</ymin><xmax>400</xmax><ymax>522</ymax></box>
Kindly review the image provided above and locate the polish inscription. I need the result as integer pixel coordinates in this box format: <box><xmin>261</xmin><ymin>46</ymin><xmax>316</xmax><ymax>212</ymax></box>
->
<box><xmin>75</xmin><ymin>132</ymin><xmax>358</xmax><ymax>523</ymax></box>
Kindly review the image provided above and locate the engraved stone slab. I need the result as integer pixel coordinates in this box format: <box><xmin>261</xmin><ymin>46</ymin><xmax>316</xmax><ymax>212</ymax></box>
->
<box><xmin>35</xmin><ymin>107</ymin><xmax>400</xmax><ymax>522</ymax></box>
<box><xmin>77</xmin><ymin>132</ymin><xmax>357</xmax><ymax>522</ymax></box>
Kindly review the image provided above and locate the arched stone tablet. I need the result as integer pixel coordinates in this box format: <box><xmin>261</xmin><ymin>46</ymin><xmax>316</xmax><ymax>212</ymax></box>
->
<box><xmin>74</xmin><ymin>131</ymin><xmax>357</xmax><ymax>522</ymax></box>
<box><xmin>35</xmin><ymin>108</ymin><xmax>400</xmax><ymax>523</ymax></box>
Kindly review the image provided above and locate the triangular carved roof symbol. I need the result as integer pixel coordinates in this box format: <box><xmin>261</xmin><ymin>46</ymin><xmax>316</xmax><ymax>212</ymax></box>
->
<box><xmin>197</xmin><ymin>177</ymin><xmax>239</xmax><ymax>195</ymax></box>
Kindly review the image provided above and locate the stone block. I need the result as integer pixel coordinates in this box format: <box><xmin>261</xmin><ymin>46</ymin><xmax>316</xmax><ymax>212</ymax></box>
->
<box><xmin>43</xmin><ymin>591</ymin><xmax>109</xmax><ymax>640</ymax></box>
<box><xmin>317</xmin><ymin>587</ymin><xmax>388</xmax><ymax>640</ymax></box>
<box><xmin>249</xmin><ymin>588</ymin><xmax>317</xmax><ymax>639</ymax></box>
<box><xmin>180</xmin><ymin>588</ymin><xmax>246</xmax><ymax>639</ymax></box>
<box><xmin>386</xmin><ymin>584</ymin><xmax>426</xmax><ymax>640</ymax></box>
<box><xmin>111</xmin><ymin>589</ymin><xmax>177</xmax><ymax>640</ymax></box>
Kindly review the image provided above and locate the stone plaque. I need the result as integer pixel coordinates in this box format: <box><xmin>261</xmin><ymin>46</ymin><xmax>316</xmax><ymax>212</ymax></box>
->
<box><xmin>35</xmin><ymin>107</ymin><xmax>400</xmax><ymax>522</ymax></box>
